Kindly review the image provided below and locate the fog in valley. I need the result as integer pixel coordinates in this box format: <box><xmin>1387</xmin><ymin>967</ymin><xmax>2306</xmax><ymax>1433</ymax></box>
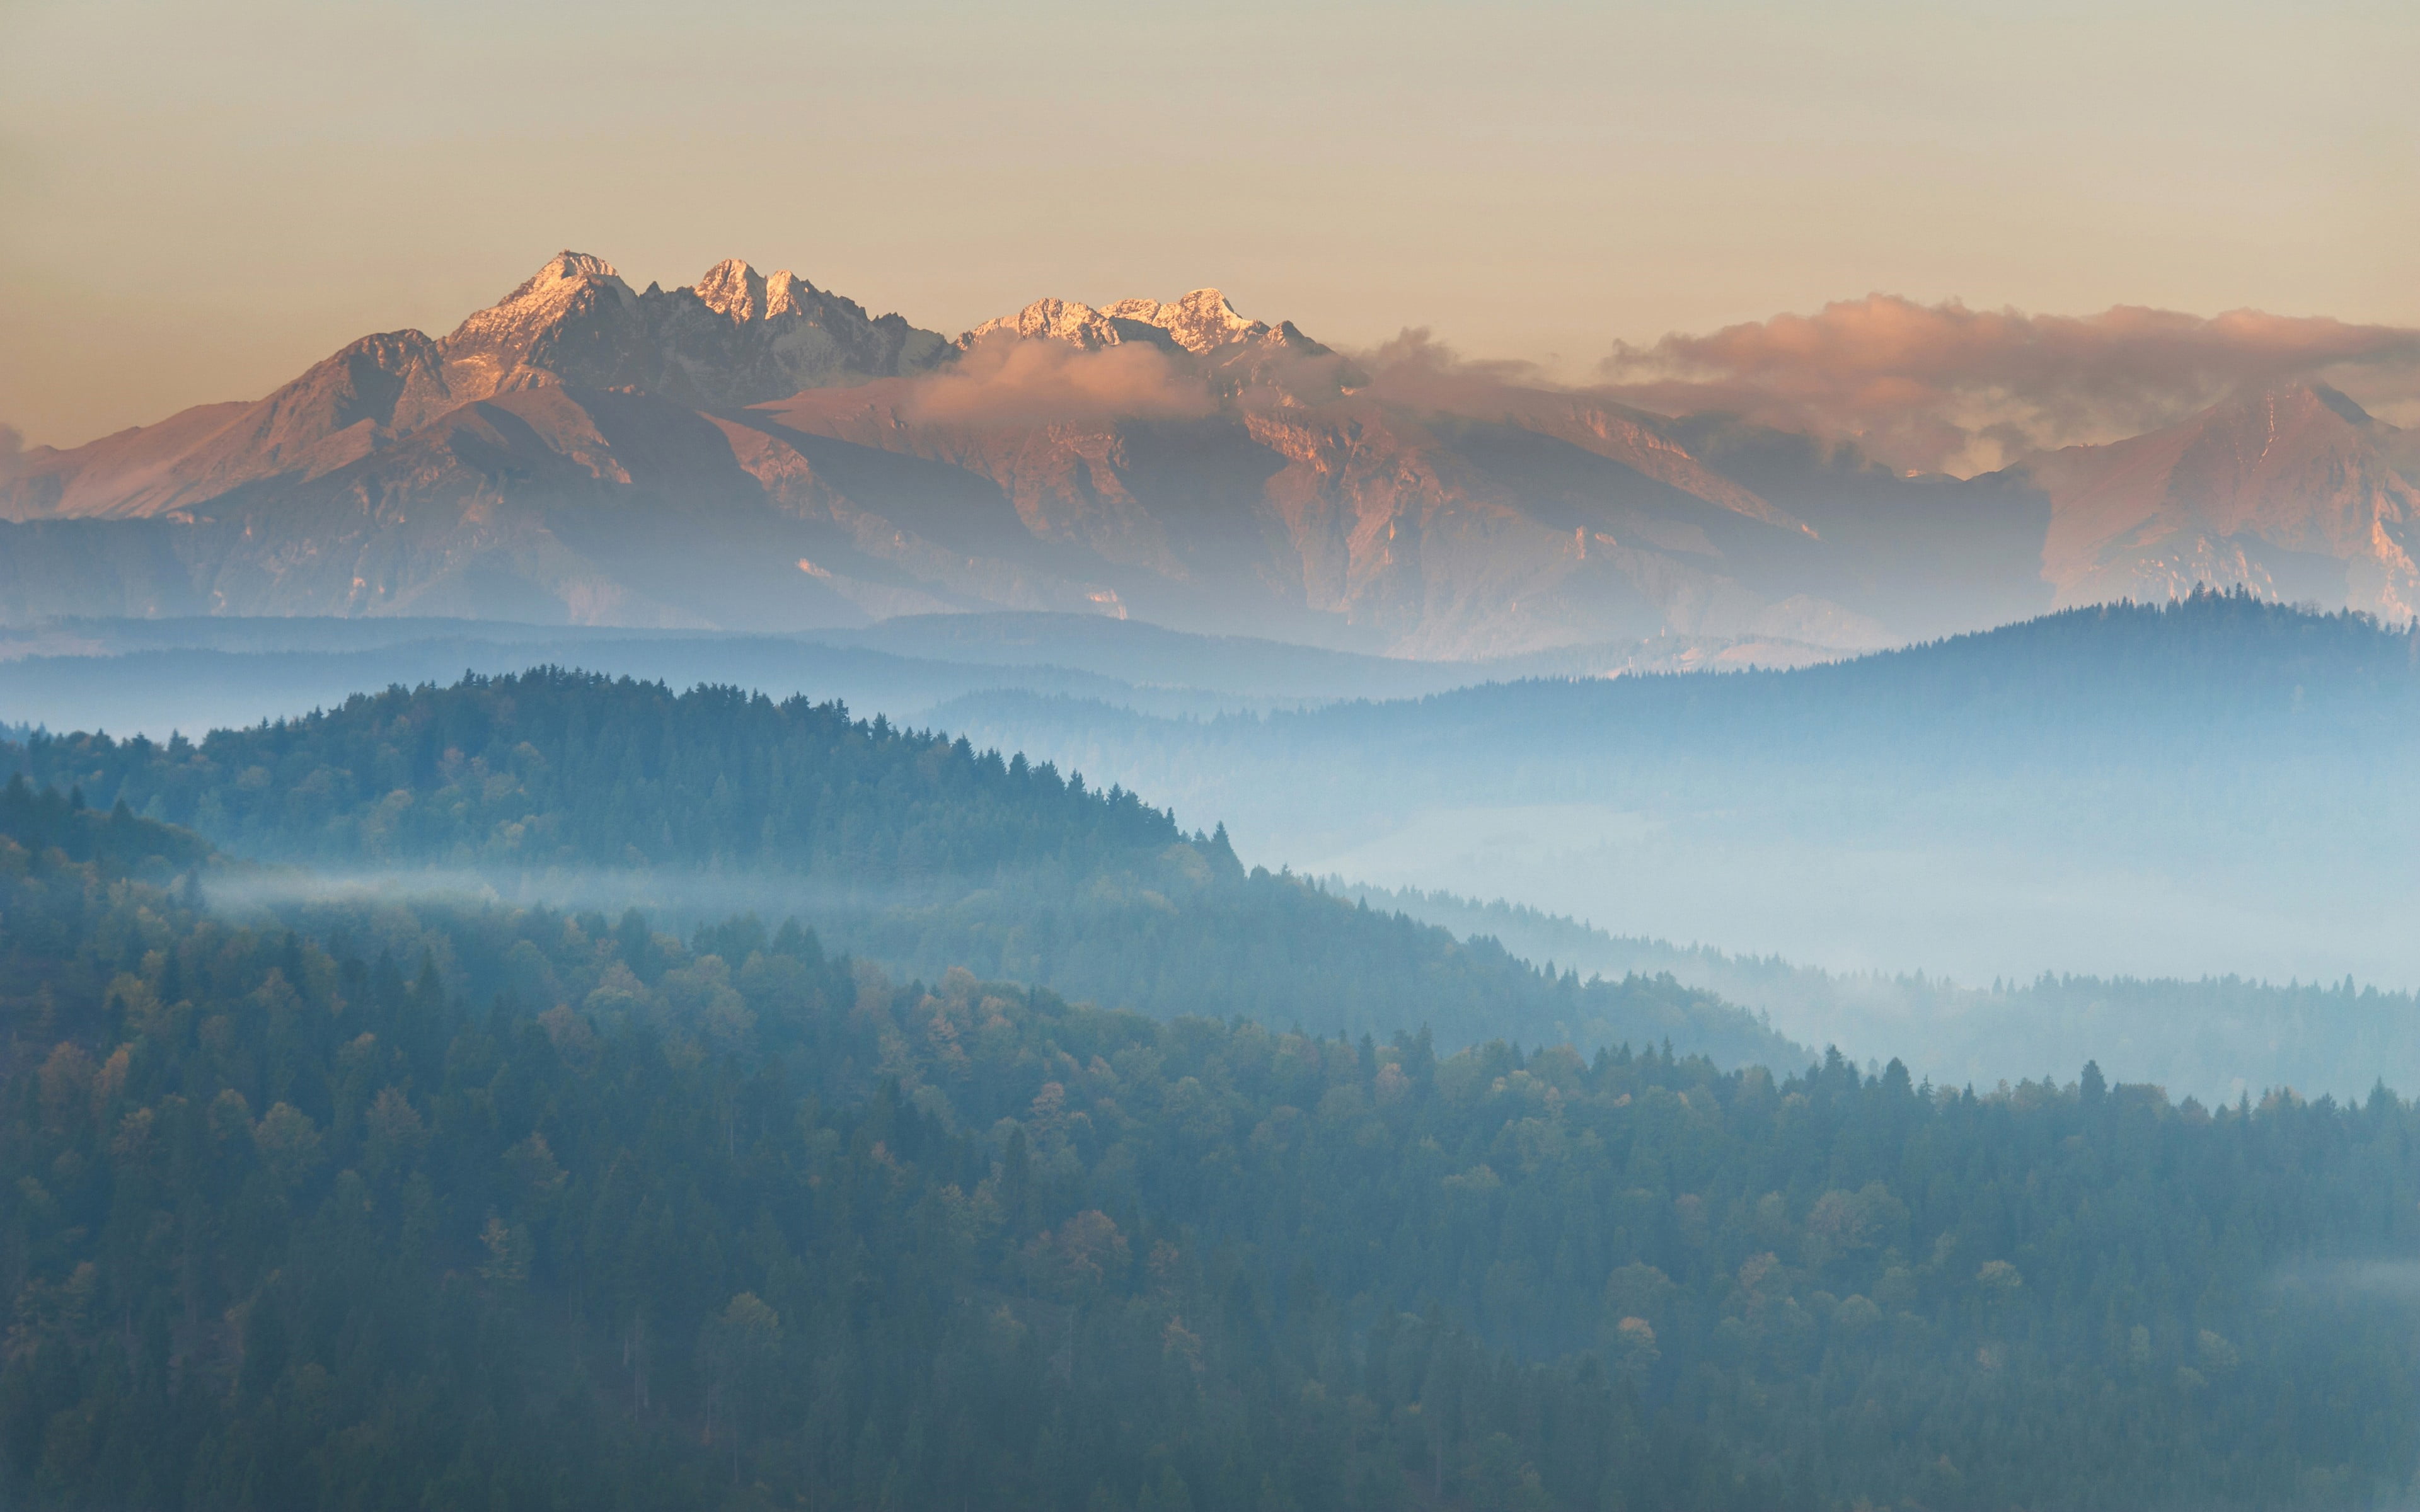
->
<box><xmin>16</xmin><ymin>0</ymin><xmax>2420</xmax><ymax>1499</ymax></box>
<box><xmin>11</xmin><ymin>593</ymin><xmax>2415</xmax><ymax>1105</ymax></box>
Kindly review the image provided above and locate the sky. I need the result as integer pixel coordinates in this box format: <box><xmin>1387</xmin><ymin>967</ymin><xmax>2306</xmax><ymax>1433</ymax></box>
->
<box><xmin>3</xmin><ymin>0</ymin><xmax>2416</xmax><ymax>451</ymax></box>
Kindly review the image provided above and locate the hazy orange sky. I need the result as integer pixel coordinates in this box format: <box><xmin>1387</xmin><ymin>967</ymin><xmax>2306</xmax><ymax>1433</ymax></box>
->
<box><xmin>3</xmin><ymin>0</ymin><xmax>2415</xmax><ymax>450</ymax></box>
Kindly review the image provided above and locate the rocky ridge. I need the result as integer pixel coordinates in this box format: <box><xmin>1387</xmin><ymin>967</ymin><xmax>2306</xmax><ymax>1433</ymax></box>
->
<box><xmin>962</xmin><ymin>287</ymin><xmax>1329</xmax><ymax>359</ymax></box>
<box><xmin>1</xmin><ymin>252</ymin><xmax>949</xmax><ymax>522</ymax></box>
<box><xmin>25</xmin><ymin>249</ymin><xmax>2403</xmax><ymax>651</ymax></box>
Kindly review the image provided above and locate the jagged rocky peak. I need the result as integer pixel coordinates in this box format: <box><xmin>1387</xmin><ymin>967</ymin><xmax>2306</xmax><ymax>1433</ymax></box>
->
<box><xmin>967</xmin><ymin>297</ymin><xmax>1161</xmax><ymax>352</ymax></box>
<box><xmin>1104</xmin><ymin>290</ymin><xmax>1267</xmax><ymax>354</ymax></box>
<box><xmin>523</xmin><ymin>249</ymin><xmax>623</xmax><ymax>290</ymax></box>
<box><xmin>965</xmin><ymin>288</ymin><xmax>1330</xmax><ymax>357</ymax></box>
<box><xmin>691</xmin><ymin>258</ymin><xmax>824</xmax><ymax>323</ymax></box>
<box><xmin>405</xmin><ymin>248</ymin><xmax>948</xmax><ymax>410</ymax></box>
<box><xmin>435</xmin><ymin>249</ymin><xmax>640</xmax><ymax>383</ymax></box>
<box><xmin>467</xmin><ymin>250</ymin><xmax>634</xmax><ymax>328</ymax></box>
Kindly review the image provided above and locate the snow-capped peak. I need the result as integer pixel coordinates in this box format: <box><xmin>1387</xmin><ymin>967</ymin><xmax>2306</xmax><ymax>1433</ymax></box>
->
<box><xmin>455</xmin><ymin>251</ymin><xmax>636</xmax><ymax>347</ymax></box>
<box><xmin>1102</xmin><ymin>289</ymin><xmax>1265</xmax><ymax>355</ymax></box>
<box><xmin>962</xmin><ymin>288</ymin><xmax>1320</xmax><ymax>357</ymax></box>
<box><xmin>763</xmin><ymin>270</ymin><xmax>819</xmax><ymax>318</ymax></box>
<box><xmin>694</xmin><ymin>258</ymin><xmax>767</xmax><ymax>321</ymax></box>
<box><xmin>965</xmin><ymin>297</ymin><xmax>1148</xmax><ymax>351</ymax></box>
<box><xmin>693</xmin><ymin>260</ymin><xmax>825</xmax><ymax>323</ymax></box>
<box><xmin>502</xmin><ymin>250</ymin><xmax>625</xmax><ymax>303</ymax></box>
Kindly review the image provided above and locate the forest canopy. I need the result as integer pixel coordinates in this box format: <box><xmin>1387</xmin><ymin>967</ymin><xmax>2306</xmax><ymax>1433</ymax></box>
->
<box><xmin>3</xmin><ymin>831</ymin><xmax>2417</xmax><ymax>1511</ymax></box>
<box><xmin>0</xmin><ymin>672</ymin><xmax>1797</xmax><ymax>1069</ymax></box>
<box><xmin>4</xmin><ymin>605</ymin><xmax>2419</xmax><ymax>1511</ymax></box>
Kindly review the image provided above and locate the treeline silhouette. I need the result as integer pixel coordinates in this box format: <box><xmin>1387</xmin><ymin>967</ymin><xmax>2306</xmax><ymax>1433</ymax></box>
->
<box><xmin>3</xmin><ymin>833</ymin><xmax>2417</xmax><ymax>1510</ymax></box>
<box><xmin>8</xmin><ymin>672</ymin><xmax>1181</xmax><ymax>878</ymax></box>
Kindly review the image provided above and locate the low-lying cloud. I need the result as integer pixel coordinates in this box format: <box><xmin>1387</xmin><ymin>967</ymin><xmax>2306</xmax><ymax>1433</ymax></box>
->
<box><xmin>849</xmin><ymin>301</ymin><xmax>2420</xmax><ymax>478</ymax></box>
<box><xmin>2273</xmin><ymin>1260</ymin><xmax>2420</xmax><ymax>1303</ymax></box>
<box><xmin>906</xmin><ymin>331</ymin><xmax>1216</xmax><ymax>425</ymax></box>
<box><xmin>1596</xmin><ymin>296</ymin><xmax>2420</xmax><ymax>476</ymax></box>
<box><xmin>200</xmin><ymin>862</ymin><xmax>953</xmax><ymax>923</ymax></box>
<box><xmin>1352</xmin><ymin>329</ymin><xmax>1557</xmax><ymax>410</ymax></box>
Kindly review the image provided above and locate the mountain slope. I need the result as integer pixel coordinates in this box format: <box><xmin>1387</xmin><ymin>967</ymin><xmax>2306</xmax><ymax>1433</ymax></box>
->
<box><xmin>14</xmin><ymin>850</ymin><xmax>2420</xmax><ymax>1510</ymax></box>
<box><xmin>0</xmin><ymin>253</ymin><xmax>949</xmax><ymax>527</ymax></box>
<box><xmin>17</xmin><ymin>257</ymin><xmax>2416</xmax><ymax>653</ymax></box>
<box><xmin>923</xmin><ymin>591</ymin><xmax>2420</xmax><ymax>992</ymax></box>
<box><xmin>0</xmin><ymin>253</ymin><xmax>2053</xmax><ymax>655</ymax></box>
<box><xmin>749</xmin><ymin>349</ymin><xmax>1894</xmax><ymax>654</ymax></box>
<box><xmin>2021</xmin><ymin>382</ymin><xmax>2420</xmax><ymax>617</ymax></box>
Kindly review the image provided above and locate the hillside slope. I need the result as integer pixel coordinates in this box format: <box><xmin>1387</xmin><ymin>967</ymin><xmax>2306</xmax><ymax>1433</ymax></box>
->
<box><xmin>925</xmin><ymin>592</ymin><xmax>2420</xmax><ymax>990</ymax></box>
<box><xmin>2</xmin><ymin>670</ymin><xmax>1797</xmax><ymax>1066</ymax></box>
<box><xmin>2020</xmin><ymin>382</ymin><xmax>2420</xmax><ymax>618</ymax></box>
<box><xmin>8</xmin><ymin>848</ymin><xmax>2420</xmax><ymax>1511</ymax></box>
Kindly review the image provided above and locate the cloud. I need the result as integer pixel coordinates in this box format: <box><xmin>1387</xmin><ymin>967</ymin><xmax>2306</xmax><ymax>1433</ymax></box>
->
<box><xmin>1352</xmin><ymin>328</ymin><xmax>1556</xmax><ymax>408</ymax></box>
<box><xmin>1363</xmin><ymin>328</ymin><xmax>1550</xmax><ymax>389</ymax></box>
<box><xmin>1595</xmin><ymin>295</ymin><xmax>2420</xmax><ymax>476</ymax></box>
<box><xmin>906</xmin><ymin>331</ymin><xmax>1216</xmax><ymax>425</ymax></box>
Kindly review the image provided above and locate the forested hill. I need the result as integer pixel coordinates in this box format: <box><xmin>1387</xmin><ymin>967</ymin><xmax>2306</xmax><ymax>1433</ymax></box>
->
<box><xmin>1506</xmin><ymin>585</ymin><xmax>2413</xmax><ymax>730</ymax></box>
<box><xmin>8</xmin><ymin>850</ymin><xmax>2420</xmax><ymax>1511</ymax></box>
<box><xmin>921</xmin><ymin>590</ymin><xmax>2420</xmax><ymax>856</ymax></box>
<box><xmin>0</xmin><ymin>774</ymin><xmax>209</xmax><ymax>874</ymax></box>
<box><xmin>942</xmin><ymin>589</ymin><xmax>2420</xmax><ymax>784</ymax></box>
<box><xmin>921</xmin><ymin>590</ymin><xmax>2420</xmax><ymax>999</ymax></box>
<box><xmin>0</xmin><ymin>677</ymin><xmax>1799</xmax><ymax>1068</ymax></box>
<box><xmin>6</xmin><ymin>671</ymin><xmax>1185</xmax><ymax>879</ymax></box>
<box><xmin>1649</xmin><ymin>586</ymin><xmax>2420</xmax><ymax>743</ymax></box>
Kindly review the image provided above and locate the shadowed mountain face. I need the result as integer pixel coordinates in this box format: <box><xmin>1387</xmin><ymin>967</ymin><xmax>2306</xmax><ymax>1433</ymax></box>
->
<box><xmin>9</xmin><ymin>251</ymin><xmax>2406</xmax><ymax>653</ymax></box>
<box><xmin>738</xmin><ymin>374</ymin><xmax>1928</xmax><ymax>653</ymax></box>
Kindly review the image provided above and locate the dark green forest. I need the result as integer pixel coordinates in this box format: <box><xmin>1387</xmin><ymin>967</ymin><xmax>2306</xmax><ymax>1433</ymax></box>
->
<box><xmin>6</xmin><ymin>819</ymin><xmax>2420</xmax><ymax>1510</ymax></box>
<box><xmin>4</xmin><ymin>626</ymin><xmax>2420</xmax><ymax>1510</ymax></box>
<box><xmin>0</xmin><ymin>672</ymin><xmax>1795</xmax><ymax>1069</ymax></box>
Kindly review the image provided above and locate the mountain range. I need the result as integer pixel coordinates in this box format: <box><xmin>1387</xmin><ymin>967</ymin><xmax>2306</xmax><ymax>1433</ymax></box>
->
<box><xmin>3</xmin><ymin>251</ymin><xmax>2414</xmax><ymax>653</ymax></box>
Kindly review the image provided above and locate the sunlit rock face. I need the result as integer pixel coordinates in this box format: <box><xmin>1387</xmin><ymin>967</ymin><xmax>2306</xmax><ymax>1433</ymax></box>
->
<box><xmin>0</xmin><ymin>251</ymin><xmax>951</xmax><ymax>524</ymax></box>
<box><xmin>9</xmin><ymin>252</ymin><xmax>2417</xmax><ymax>647</ymax></box>
<box><xmin>964</xmin><ymin>287</ymin><xmax>1327</xmax><ymax>362</ymax></box>
<box><xmin>2022</xmin><ymin>382</ymin><xmax>2420</xmax><ymax>621</ymax></box>
<box><xmin>401</xmin><ymin>251</ymin><xmax>950</xmax><ymax>424</ymax></box>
